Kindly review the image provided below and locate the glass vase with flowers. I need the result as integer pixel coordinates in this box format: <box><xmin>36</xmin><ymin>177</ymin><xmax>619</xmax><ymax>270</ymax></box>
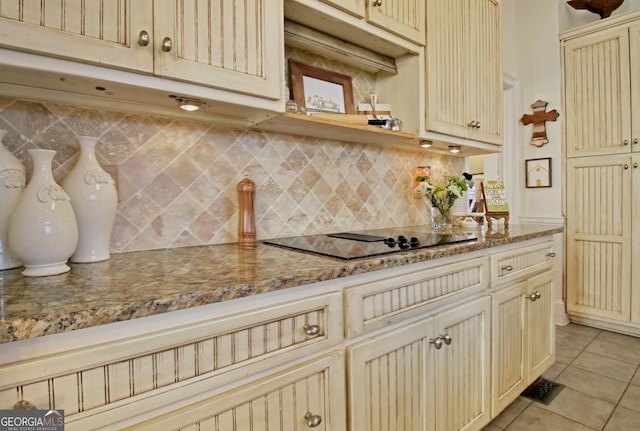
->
<box><xmin>415</xmin><ymin>175</ymin><xmax>468</xmax><ymax>229</ymax></box>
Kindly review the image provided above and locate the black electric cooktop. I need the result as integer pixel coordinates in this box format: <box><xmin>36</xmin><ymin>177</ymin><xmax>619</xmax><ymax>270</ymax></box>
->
<box><xmin>263</xmin><ymin>228</ymin><xmax>477</xmax><ymax>260</ymax></box>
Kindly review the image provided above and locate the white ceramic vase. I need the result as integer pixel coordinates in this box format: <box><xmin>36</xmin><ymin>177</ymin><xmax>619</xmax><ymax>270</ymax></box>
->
<box><xmin>8</xmin><ymin>149</ymin><xmax>78</xmax><ymax>276</ymax></box>
<box><xmin>0</xmin><ymin>129</ymin><xmax>25</xmax><ymax>270</ymax></box>
<box><xmin>62</xmin><ymin>136</ymin><xmax>117</xmax><ymax>263</ymax></box>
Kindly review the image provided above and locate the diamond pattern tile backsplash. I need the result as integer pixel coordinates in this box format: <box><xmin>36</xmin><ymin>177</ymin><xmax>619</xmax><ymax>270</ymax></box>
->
<box><xmin>0</xmin><ymin>50</ymin><xmax>463</xmax><ymax>253</ymax></box>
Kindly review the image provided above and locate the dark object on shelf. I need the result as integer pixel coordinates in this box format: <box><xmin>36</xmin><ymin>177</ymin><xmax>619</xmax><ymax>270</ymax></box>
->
<box><xmin>567</xmin><ymin>0</ymin><xmax>624</xmax><ymax>19</ymax></box>
<box><xmin>367</xmin><ymin>118</ymin><xmax>386</xmax><ymax>126</ymax></box>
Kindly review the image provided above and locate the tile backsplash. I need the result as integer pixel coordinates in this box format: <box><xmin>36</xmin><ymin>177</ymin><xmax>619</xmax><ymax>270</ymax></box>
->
<box><xmin>0</xmin><ymin>46</ymin><xmax>463</xmax><ymax>253</ymax></box>
<box><xmin>0</xmin><ymin>96</ymin><xmax>462</xmax><ymax>253</ymax></box>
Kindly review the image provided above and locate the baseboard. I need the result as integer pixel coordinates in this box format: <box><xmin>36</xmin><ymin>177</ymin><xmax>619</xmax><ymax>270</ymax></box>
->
<box><xmin>568</xmin><ymin>314</ymin><xmax>640</xmax><ymax>337</ymax></box>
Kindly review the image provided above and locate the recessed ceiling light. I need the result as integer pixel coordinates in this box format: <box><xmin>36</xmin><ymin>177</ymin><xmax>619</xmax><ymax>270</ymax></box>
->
<box><xmin>420</xmin><ymin>140</ymin><xmax>433</xmax><ymax>148</ymax></box>
<box><xmin>448</xmin><ymin>145</ymin><xmax>462</xmax><ymax>153</ymax></box>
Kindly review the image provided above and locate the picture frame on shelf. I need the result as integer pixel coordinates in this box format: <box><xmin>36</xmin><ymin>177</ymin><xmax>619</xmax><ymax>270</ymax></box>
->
<box><xmin>525</xmin><ymin>157</ymin><xmax>552</xmax><ymax>188</ymax></box>
<box><xmin>288</xmin><ymin>59</ymin><xmax>355</xmax><ymax>114</ymax></box>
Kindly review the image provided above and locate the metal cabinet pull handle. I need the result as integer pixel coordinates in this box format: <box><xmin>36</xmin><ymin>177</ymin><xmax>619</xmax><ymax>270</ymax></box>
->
<box><xmin>502</xmin><ymin>265</ymin><xmax>514</xmax><ymax>272</ymax></box>
<box><xmin>634</xmin><ymin>138</ymin><xmax>639</xmax><ymax>145</ymax></box>
<box><xmin>441</xmin><ymin>333</ymin><xmax>452</xmax><ymax>345</ymax></box>
<box><xmin>372</xmin><ymin>0</ymin><xmax>383</xmax><ymax>6</ymax></box>
<box><xmin>546</xmin><ymin>252</ymin><xmax>556</xmax><ymax>258</ymax></box>
<box><xmin>475</xmin><ymin>121</ymin><xmax>481</xmax><ymax>129</ymax></box>
<box><xmin>161</xmin><ymin>37</ymin><xmax>173</xmax><ymax>52</ymax></box>
<box><xmin>625</xmin><ymin>164</ymin><xmax>629</xmax><ymax>169</ymax></box>
<box><xmin>305</xmin><ymin>412</ymin><xmax>322</xmax><ymax>427</ymax></box>
<box><xmin>467</xmin><ymin>120</ymin><xmax>477</xmax><ymax>128</ymax></box>
<box><xmin>634</xmin><ymin>163</ymin><xmax>639</xmax><ymax>169</ymax></box>
<box><xmin>303</xmin><ymin>323</ymin><xmax>321</xmax><ymax>336</ymax></box>
<box><xmin>14</xmin><ymin>400</ymin><xmax>37</xmax><ymax>410</ymax></box>
<box><xmin>430</xmin><ymin>337</ymin><xmax>443</xmax><ymax>349</ymax></box>
<box><xmin>527</xmin><ymin>291</ymin><xmax>541</xmax><ymax>302</ymax></box>
<box><xmin>138</xmin><ymin>30</ymin><xmax>150</xmax><ymax>46</ymax></box>
<box><xmin>624</xmin><ymin>139</ymin><xmax>629</xmax><ymax>146</ymax></box>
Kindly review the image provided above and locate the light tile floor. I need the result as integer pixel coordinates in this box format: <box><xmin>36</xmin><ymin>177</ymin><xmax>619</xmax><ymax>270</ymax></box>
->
<box><xmin>484</xmin><ymin>323</ymin><xmax>640</xmax><ymax>431</ymax></box>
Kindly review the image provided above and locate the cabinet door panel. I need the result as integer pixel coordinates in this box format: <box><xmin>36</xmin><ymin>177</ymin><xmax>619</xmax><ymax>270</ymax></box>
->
<box><xmin>426</xmin><ymin>0</ymin><xmax>467</xmax><ymax>138</ymax></box>
<box><xmin>434</xmin><ymin>297</ymin><xmax>490</xmax><ymax>431</ymax></box>
<box><xmin>466</xmin><ymin>0</ymin><xmax>502</xmax><ymax>145</ymax></box>
<box><xmin>319</xmin><ymin>0</ymin><xmax>365</xmax><ymax>17</ymax></box>
<box><xmin>492</xmin><ymin>282</ymin><xmax>527</xmax><ymax>417</ymax></box>
<box><xmin>564</xmin><ymin>27</ymin><xmax>631</xmax><ymax>157</ymax></box>
<box><xmin>348</xmin><ymin>318</ymin><xmax>434</xmax><ymax>431</ymax></box>
<box><xmin>526</xmin><ymin>271</ymin><xmax>555</xmax><ymax>379</ymax></box>
<box><xmin>0</xmin><ymin>0</ymin><xmax>153</xmax><ymax>72</ymax></box>
<box><xmin>368</xmin><ymin>0</ymin><xmax>425</xmax><ymax>45</ymax></box>
<box><xmin>566</xmin><ymin>157</ymin><xmax>632</xmax><ymax>321</ymax></box>
<box><xmin>631</xmin><ymin>23</ymin><xmax>640</xmax><ymax>151</ymax></box>
<box><xmin>128</xmin><ymin>352</ymin><xmax>346</xmax><ymax>431</ymax></box>
<box><xmin>154</xmin><ymin>0</ymin><xmax>283</xmax><ymax>99</ymax></box>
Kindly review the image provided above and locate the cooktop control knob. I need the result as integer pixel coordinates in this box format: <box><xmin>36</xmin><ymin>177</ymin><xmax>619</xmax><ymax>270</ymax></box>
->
<box><xmin>410</xmin><ymin>237</ymin><xmax>420</xmax><ymax>247</ymax></box>
<box><xmin>384</xmin><ymin>237</ymin><xmax>396</xmax><ymax>248</ymax></box>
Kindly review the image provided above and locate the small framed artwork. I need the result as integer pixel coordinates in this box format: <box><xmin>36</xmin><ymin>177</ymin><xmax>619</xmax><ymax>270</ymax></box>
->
<box><xmin>526</xmin><ymin>157</ymin><xmax>552</xmax><ymax>188</ymax></box>
<box><xmin>288</xmin><ymin>59</ymin><xmax>355</xmax><ymax>114</ymax></box>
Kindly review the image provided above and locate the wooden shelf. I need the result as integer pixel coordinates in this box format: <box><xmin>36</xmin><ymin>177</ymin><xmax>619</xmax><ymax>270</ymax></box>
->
<box><xmin>252</xmin><ymin>112</ymin><xmax>418</xmax><ymax>148</ymax></box>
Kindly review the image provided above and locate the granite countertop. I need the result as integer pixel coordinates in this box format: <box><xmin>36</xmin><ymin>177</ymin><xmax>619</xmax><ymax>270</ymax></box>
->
<box><xmin>0</xmin><ymin>224</ymin><xmax>563</xmax><ymax>343</ymax></box>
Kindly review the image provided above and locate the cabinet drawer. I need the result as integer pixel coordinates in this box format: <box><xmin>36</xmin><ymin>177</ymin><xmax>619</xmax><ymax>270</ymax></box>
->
<box><xmin>0</xmin><ymin>292</ymin><xmax>342</xmax><ymax>428</ymax></box>
<box><xmin>344</xmin><ymin>257</ymin><xmax>488</xmax><ymax>338</ymax></box>
<box><xmin>491</xmin><ymin>241</ymin><xmax>556</xmax><ymax>286</ymax></box>
<box><xmin>123</xmin><ymin>351</ymin><xmax>346</xmax><ymax>431</ymax></box>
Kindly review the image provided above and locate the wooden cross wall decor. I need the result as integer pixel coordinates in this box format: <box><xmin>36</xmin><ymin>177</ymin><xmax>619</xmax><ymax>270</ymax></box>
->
<box><xmin>520</xmin><ymin>100</ymin><xmax>560</xmax><ymax>147</ymax></box>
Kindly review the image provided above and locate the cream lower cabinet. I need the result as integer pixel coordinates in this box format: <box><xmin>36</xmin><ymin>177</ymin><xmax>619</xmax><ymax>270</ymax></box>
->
<box><xmin>566</xmin><ymin>156</ymin><xmax>640</xmax><ymax>332</ymax></box>
<box><xmin>127</xmin><ymin>352</ymin><xmax>346</xmax><ymax>431</ymax></box>
<box><xmin>0</xmin><ymin>0</ymin><xmax>282</xmax><ymax>100</ymax></box>
<box><xmin>347</xmin><ymin>296</ymin><xmax>491</xmax><ymax>431</ymax></box>
<box><xmin>491</xmin><ymin>270</ymin><xmax>555</xmax><ymax>416</ymax></box>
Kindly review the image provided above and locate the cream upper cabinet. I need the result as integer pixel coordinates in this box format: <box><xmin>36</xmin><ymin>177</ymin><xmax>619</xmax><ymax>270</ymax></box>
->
<box><xmin>425</xmin><ymin>0</ymin><xmax>502</xmax><ymax>146</ymax></box>
<box><xmin>0</xmin><ymin>0</ymin><xmax>283</xmax><ymax>100</ymax></box>
<box><xmin>290</xmin><ymin>0</ymin><xmax>425</xmax><ymax>45</ymax></box>
<box><xmin>367</xmin><ymin>0</ymin><xmax>426</xmax><ymax>45</ymax></box>
<box><xmin>0</xmin><ymin>0</ymin><xmax>153</xmax><ymax>72</ymax></box>
<box><xmin>563</xmin><ymin>23</ymin><xmax>639</xmax><ymax>157</ymax></box>
<box><xmin>319</xmin><ymin>0</ymin><xmax>365</xmax><ymax>17</ymax></box>
<box><xmin>153</xmin><ymin>0</ymin><xmax>282</xmax><ymax>99</ymax></box>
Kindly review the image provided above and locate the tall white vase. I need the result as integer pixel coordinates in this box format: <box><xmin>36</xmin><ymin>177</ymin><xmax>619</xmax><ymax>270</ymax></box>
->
<box><xmin>0</xmin><ymin>129</ymin><xmax>25</xmax><ymax>270</ymax></box>
<box><xmin>8</xmin><ymin>149</ymin><xmax>78</xmax><ymax>276</ymax></box>
<box><xmin>62</xmin><ymin>136</ymin><xmax>117</xmax><ymax>263</ymax></box>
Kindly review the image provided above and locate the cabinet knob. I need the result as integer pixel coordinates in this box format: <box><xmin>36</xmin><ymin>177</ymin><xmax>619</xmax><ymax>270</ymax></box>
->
<box><xmin>13</xmin><ymin>400</ymin><xmax>37</xmax><ymax>410</ymax></box>
<box><xmin>441</xmin><ymin>333</ymin><xmax>452</xmax><ymax>345</ymax></box>
<box><xmin>624</xmin><ymin>139</ymin><xmax>629</xmax><ymax>146</ymax></box>
<box><xmin>467</xmin><ymin>120</ymin><xmax>477</xmax><ymax>128</ymax></box>
<box><xmin>634</xmin><ymin>163</ymin><xmax>639</xmax><ymax>169</ymax></box>
<box><xmin>372</xmin><ymin>0</ymin><xmax>383</xmax><ymax>6</ymax></box>
<box><xmin>501</xmin><ymin>265</ymin><xmax>514</xmax><ymax>272</ymax></box>
<box><xmin>527</xmin><ymin>292</ymin><xmax>541</xmax><ymax>302</ymax></box>
<box><xmin>624</xmin><ymin>164</ymin><xmax>629</xmax><ymax>170</ymax></box>
<box><xmin>430</xmin><ymin>337</ymin><xmax>443</xmax><ymax>349</ymax></box>
<box><xmin>475</xmin><ymin>121</ymin><xmax>481</xmax><ymax>129</ymax></box>
<box><xmin>305</xmin><ymin>412</ymin><xmax>322</xmax><ymax>427</ymax></box>
<box><xmin>138</xmin><ymin>30</ymin><xmax>150</xmax><ymax>47</ymax></box>
<box><xmin>634</xmin><ymin>138</ymin><xmax>639</xmax><ymax>145</ymax></box>
<box><xmin>546</xmin><ymin>252</ymin><xmax>556</xmax><ymax>258</ymax></box>
<box><xmin>161</xmin><ymin>37</ymin><xmax>173</xmax><ymax>52</ymax></box>
<box><xmin>303</xmin><ymin>323</ymin><xmax>321</xmax><ymax>336</ymax></box>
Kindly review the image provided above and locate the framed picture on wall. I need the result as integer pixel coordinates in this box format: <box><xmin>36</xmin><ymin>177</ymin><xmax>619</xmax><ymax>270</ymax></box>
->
<box><xmin>525</xmin><ymin>157</ymin><xmax>552</xmax><ymax>188</ymax></box>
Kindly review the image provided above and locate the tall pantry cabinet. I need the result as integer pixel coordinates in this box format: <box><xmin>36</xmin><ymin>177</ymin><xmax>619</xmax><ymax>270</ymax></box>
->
<box><xmin>562</xmin><ymin>10</ymin><xmax>640</xmax><ymax>334</ymax></box>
